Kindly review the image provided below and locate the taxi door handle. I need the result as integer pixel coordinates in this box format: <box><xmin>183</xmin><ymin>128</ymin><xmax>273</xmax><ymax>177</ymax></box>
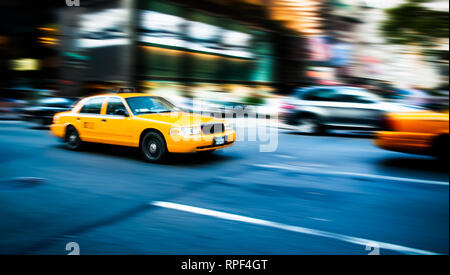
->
<box><xmin>101</xmin><ymin>119</ymin><xmax>107</xmax><ymax>122</ymax></box>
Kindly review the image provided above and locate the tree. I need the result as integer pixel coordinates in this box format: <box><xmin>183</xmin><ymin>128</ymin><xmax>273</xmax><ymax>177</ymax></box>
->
<box><xmin>380</xmin><ymin>0</ymin><xmax>449</xmax><ymax>48</ymax></box>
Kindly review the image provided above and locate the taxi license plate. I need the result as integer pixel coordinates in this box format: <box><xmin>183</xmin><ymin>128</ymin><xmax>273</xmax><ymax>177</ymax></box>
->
<box><xmin>214</xmin><ymin>136</ymin><xmax>225</xmax><ymax>145</ymax></box>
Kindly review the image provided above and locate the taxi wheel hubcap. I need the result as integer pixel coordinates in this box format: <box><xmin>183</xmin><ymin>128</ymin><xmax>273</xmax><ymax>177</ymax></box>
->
<box><xmin>149</xmin><ymin>143</ymin><xmax>157</xmax><ymax>154</ymax></box>
<box><xmin>145</xmin><ymin>138</ymin><xmax>161</xmax><ymax>159</ymax></box>
<box><xmin>69</xmin><ymin>134</ymin><xmax>77</xmax><ymax>143</ymax></box>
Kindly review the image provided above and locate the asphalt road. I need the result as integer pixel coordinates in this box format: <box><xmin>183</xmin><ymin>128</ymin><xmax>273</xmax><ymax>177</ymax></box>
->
<box><xmin>0</xmin><ymin>120</ymin><xmax>448</xmax><ymax>255</ymax></box>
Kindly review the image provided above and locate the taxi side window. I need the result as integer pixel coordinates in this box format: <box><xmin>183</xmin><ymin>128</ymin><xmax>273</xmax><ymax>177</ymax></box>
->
<box><xmin>80</xmin><ymin>97</ymin><xmax>105</xmax><ymax>114</ymax></box>
<box><xmin>106</xmin><ymin>97</ymin><xmax>127</xmax><ymax>115</ymax></box>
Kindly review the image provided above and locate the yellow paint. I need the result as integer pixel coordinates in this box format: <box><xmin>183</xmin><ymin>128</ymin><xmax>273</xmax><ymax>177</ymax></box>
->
<box><xmin>51</xmin><ymin>93</ymin><xmax>236</xmax><ymax>153</ymax></box>
<box><xmin>375</xmin><ymin>110</ymin><xmax>449</xmax><ymax>156</ymax></box>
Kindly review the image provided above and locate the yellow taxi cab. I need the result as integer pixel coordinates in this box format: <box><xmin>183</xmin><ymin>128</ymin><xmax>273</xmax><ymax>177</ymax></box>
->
<box><xmin>375</xmin><ymin>110</ymin><xmax>449</xmax><ymax>160</ymax></box>
<box><xmin>50</xmin><ymin>90</ymin><xmax>236</xmax><ymax>162</ymax></box>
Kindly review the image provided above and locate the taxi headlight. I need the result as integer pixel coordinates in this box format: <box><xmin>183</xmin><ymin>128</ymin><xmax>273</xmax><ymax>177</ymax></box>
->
<box><xmin>169</xmin><ymin>126</ymin><xmax>201</xmax><ymax>136</ymax></box>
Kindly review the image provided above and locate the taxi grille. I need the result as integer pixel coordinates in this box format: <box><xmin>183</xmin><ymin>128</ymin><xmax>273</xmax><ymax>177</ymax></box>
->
<box><xmin>201</xmin><ymin>123</ymin><xmax>224</xmax><ymax>135</ymax></box>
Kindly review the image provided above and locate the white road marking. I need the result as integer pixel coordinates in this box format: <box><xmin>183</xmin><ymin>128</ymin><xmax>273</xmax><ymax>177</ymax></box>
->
<box><xmin>252</xmin><ymin>163</ymin><xmax>449</xmax><ymax>186</ymax></box>
<box><xmin>275</xmin><ymin>154</ymin><xmax>296</xmax><ymax>159</ymax></box>
<box><xmin>151</xmin><ymin>201</ymin><xmax>441</xmax><ymax>255</ymax></box>
<box><xmin>309</xmin><ymin>217</ymin><xmax>330</xmax><ymax>222</ymax></box>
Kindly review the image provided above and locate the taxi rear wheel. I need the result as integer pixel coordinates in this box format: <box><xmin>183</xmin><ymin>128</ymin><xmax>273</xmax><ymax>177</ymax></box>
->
<box><xmin>65</xmin><ymin>126</ymin><xmax>82</xmax><ymax>150</ymax></box>
<box><xmin>141</xmin><ymin>131</ymin><xmax>167</xmax><ymax>163</ymax></box>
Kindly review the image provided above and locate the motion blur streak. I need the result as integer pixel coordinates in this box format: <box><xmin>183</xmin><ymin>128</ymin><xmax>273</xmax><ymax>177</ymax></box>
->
<box><xmin>251</xmin><ymin>163</ymin><xmax>449</xmax><ymax>186</ymax></box>
<box><xmin>151</xmin><ymin>201</ymin><xmax>440</xmax><ymax>255</ymax></box>
<box><xmin>0</xmin><ymin>0</ymin><xmax>448</xmax><ymax>255</ymax></box>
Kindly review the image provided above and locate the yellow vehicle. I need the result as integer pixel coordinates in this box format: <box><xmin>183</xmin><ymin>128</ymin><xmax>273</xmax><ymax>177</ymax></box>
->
<box><xmin>375</xmin><ymin>110</ymin><xmax>449</xmax><ymax>160</ymax></box>
<box><xmin>50</xmin><ymin>92</ymin><xmax>236</xmax><ymax>162</ymax></box>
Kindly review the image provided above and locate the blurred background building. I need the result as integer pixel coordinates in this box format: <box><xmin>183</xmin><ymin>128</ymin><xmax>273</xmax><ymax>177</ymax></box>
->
<box><xmin>0</xmin><ymin>0</ymin><xmax>448</xmax><ymax>109</ymax></box>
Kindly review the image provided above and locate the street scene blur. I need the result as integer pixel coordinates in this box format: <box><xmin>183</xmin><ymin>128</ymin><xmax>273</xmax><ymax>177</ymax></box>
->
<box><xmin>0</xmin><ymin>0</ymin><xmax>448</xmax><ymax>255</ymax></box>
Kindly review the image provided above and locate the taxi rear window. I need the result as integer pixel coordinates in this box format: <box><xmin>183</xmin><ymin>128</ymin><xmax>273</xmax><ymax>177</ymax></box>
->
<box><xmin>80</xmin><ymin>97</ymin><xmax>105</xmax><ymax>114</ymax></box>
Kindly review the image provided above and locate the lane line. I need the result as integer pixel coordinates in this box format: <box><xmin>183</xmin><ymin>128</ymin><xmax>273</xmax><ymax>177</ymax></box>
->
<box><xmin>151</xmin><ymin>201</ymin><xmax>441</xmax><ymax>255</ymax></box>
<box><xmin>252</xmin><ymin>163</ymin><xmax>449</xmax><ymax>186</ymax></box>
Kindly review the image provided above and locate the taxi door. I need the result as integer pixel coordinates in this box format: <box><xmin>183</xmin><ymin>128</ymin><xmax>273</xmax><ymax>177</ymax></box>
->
<box><xmin>97</xmin><ymin>96</ymin><xmax>133</xmax><ymax>146</ymax></box>
<box><xmin>75</xmin><ymin>96</ymin><xmax>107</xmax><ymax>142</ymax></box>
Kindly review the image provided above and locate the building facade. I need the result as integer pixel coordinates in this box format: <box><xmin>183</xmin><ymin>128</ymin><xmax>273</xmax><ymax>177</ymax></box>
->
<box><xmin>59</xmin><ymin>0</ymin><xmax>309</xmax><ymax>100</ymax></box>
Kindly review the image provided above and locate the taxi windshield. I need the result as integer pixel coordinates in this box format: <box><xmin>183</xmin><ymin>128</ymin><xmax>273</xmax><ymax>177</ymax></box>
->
<box><xmin>125</xmin><ymin>96</ymin><xmax>178</xmax><ymax>115</ymax></box>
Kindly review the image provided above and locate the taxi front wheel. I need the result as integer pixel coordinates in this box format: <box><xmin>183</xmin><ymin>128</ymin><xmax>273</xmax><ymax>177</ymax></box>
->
<box><xmin>141</xmin><ymin>131</ymin><xmax>167</xmax><ymax>163</ymax></box>
<box><xmin>197</xmin><ymin>150</ymin><xmax>216</xmax><ymax>156</ymax></box>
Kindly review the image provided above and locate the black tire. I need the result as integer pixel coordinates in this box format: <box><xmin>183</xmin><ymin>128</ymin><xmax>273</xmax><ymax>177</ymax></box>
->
<box><xmin>64</xmin><ymin>126</ymin><xmax>82</xmax><ymax>150</ymax></box>
<box><xmin>296</xmin><ymin>115</ymin><xmax>324</xmax><ymax>135</ymax></box>
<box><xmin>432</xmin><ymin>135</ymin><xmax>449</xmax><ymax>161</ymax></box>
<box><xmin>197</xmin><ymin>150</ymin><xmax>216</xmax><ymax>156</ymax></box>
<box><xmin>140</xmin><ymin>131</ymin><xmax>167</xmax><ymax>163</ymax></box>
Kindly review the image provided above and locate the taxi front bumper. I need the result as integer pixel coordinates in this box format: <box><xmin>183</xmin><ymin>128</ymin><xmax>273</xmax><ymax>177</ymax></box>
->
<box><xmin>166</xmin><ymin>130</ymin><xmax>236</xmax><ymax>153</ymax></box>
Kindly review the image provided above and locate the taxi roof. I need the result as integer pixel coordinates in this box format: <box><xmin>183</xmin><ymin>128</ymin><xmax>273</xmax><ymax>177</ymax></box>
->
<box><xmin>93</xmin><ymin>93</ymin><xmax>157</xmax><ymax>99</ymax></box>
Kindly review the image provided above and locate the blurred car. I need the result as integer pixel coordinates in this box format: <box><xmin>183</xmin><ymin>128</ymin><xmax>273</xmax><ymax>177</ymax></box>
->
<box><xmin>206</xmin><ymin>100</ymin><xmax>249</xmax><ymax>118</ymax></box>
<box><xmin>392</xmin><ymin>89</ymin><xmax>430</xmax><ymax>107</ymax></box>
<box><xmin>50</xmin><ymin>91</ymin><xmax>236</xmax><ymax>162</ymax></box>
<box><xmin>20</xmin><ymin>97</ymin><xmax>78</xmax><ymax>126</ymax></box>
<box><xmin>375</xmin><ymin>110</ymin><xmax>449</xmax><ymax>160</ymax></box>
<box><xmin>281</xmin><ymin>86</ymin><xmax>420</xmax><ymax>134</ymax></box>
<box><xmin>176</xmin><ymin>98</ymin><xmax>250</xmax><ymax>118</ymax></box>
<box><xmin>174</xmin><ymin>97</ymin><xmax>224</xmax><ymax>114</ymax></box>
<box><xmin>0</xmin><ymin>98</ymin><xmax>26</xmax><ymax>115</ymax></box>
